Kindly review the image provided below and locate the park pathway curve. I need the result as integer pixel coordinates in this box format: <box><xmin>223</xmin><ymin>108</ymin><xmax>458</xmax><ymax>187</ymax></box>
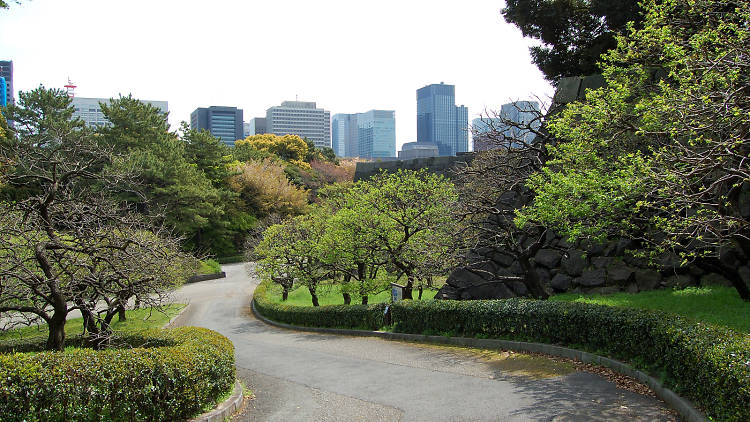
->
<box><xmin>172</xmin><ymin>263</ymin><xmax>678</xmax><ymax>422</ymax></box>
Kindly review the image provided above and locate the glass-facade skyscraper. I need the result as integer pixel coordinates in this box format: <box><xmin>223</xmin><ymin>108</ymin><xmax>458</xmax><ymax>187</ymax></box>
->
<box><xmin>331</xmin><ymin>110</ymin><xmax>395</xmax><ymax>158</ymax></box>
<box><xmin>0</xmin><ymin>60</ymin><xmax>13</xmax><ymax>107</ymax></box>
<box><xmin>417</xmin><ymin>82</ymin><xmax>468</xmax><ymax>156</ymax></box>
<box><xmin>190</xmin><ymin>106</ymin><xmax>244</xmax><ymax>146</ymax></box>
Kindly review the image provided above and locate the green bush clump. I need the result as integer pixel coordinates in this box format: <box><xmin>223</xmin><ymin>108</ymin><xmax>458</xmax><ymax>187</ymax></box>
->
<box><xmin>198</xmin><ymin>259</ymin><xmax>222</xmax><ymax>275</ymax></box>
<box><xmin>0</xmin><ymin>327</ymin><xmax>235</xmax><ymax>422</ymax></box>
<box><xmin>253</xmin><ymin>280</ymin><xmax>750</xmax><ymax>421</ymax></box>
<box><xmin>254</xmin><ymin>281</ymin><xmax>385</xmax><ymax>330</ymax></box>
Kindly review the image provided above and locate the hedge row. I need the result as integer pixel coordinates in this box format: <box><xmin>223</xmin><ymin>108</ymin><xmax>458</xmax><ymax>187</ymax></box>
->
<box><xmin>253</xmin><ymin>281</ymin><xmax>385</xmax><ymax>330</ymax></box>
<box><xmin>253</xmin><ymin>281</ymin><xmax>750</xmax><ymax>422</ymax></box>
<box><xmin>0</xmin><ymin>327</ymin><xmax>235</xmax><ymax>422</ymax></box>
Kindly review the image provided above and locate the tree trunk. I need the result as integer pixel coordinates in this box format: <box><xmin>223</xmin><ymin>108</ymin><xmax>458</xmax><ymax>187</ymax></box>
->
<box><xmin>46</xmin><ymin>311</ymin><xmax>67</xmax><ymax>351</ymax></box>
<box><xmin>342</xmin><ymin>273</ymin><xmax>352</xmax><ymax>304</ymax></box>
<box><xmin>361</xmin><ymin>295</ymin><xmax>368</xmax><ymax>305</ymax></box>
<box><xmin>418</xmin><ymin>285</ymin><xmax>423</xmax><ymax>300</ymax></box>
<box><xmin>282</xmin><ymin>287</ymin><xmax>289</xmax><ymax>301</ymax></box>
<box><xmin>403</xmin><ymin>276</ymin><xmax>414</xmax><ymax>300</ymax></box>
<box><xmin>698</xmin><ymin>257</ymin><xmax>750</xmax><ymax>301</ymax></box>
<box><xmin>309</xmin><ymin>287</ymin><xmax>319</xmax><ymax>307</ymax></box>
<box><xmin>518</xmin><ymin>255</ymin><xmax>549</xmax><ymax>300</ymax></box>
<box><xmin>117</xmin><ymin>305</ymin><xmax>126</xmax><ymax>322</ymax></box>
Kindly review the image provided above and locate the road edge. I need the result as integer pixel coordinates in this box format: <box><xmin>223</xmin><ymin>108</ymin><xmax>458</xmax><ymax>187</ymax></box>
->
<box><xmin>188</xmin><ymin>379</ymin><xmax>244</xmax><ymax>422</ymax></box>
<box><xmin>251</xmin><ymin>298</ymin><xmax>706</xmax><ymax>422</ymax></box>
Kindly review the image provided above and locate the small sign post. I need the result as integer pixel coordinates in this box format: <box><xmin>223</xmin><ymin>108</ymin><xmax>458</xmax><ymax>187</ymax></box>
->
<box><xmin>391</xmin><ymin>282</ymin><xmax>405</xmax><ymax>303</ymax></box>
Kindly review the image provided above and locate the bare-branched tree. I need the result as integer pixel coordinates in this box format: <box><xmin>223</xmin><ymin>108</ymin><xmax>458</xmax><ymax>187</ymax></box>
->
<box><xmin>453</xmin><ymin>99</ymin><xmax>559</xmax><ymax>299</ymax></box>
<box><xmin>0</xmin><ymin>87</ymin><xmax>197</xmax><ymax>350</ymax></box>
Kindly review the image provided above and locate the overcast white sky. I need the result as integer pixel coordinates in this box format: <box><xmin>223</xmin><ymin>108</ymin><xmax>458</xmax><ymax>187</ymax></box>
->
<box><xmin>0</xmin><ymin>0</ymin><xmax>553</xmax><ymax>151</ymax></box>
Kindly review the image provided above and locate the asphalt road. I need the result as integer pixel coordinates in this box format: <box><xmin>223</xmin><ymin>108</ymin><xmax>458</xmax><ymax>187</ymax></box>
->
<box><xmin>172</xmin><ymin>263</ymin><xmax>677</xmax><ymax>422</ymax></box>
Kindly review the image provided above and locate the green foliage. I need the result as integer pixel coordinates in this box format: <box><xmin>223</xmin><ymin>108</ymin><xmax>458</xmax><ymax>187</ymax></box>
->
<box><xmin>237</xmin><ymin>134</ymin><xmax>309</xmax><ymax>167</ymax></box>
<box><xmin>253</xmin><ymin>281</ymin><xmax>385</xmax><ymax>330</ymax></box>
<box><xmin>264</xmin><ymin>281</ymin><xmax>439</xmax><ymax>306</ymax></box>
<box><xmin>519</xmin><ymin>0</ymin><xmax>750</xmax><ymax>299</ymax></box>
<box><xmin>198</xmin><ymin>259</ymin><xmax>222</xmax><ymax>275</ymax></box>
<box><xmin>349</xmin><ymin>170</ymin><xmax>461</xmax><ymax>295</ymax></box>
<box><xmin>502</xmin><ymin>0</ymin><xmax>642</xmax><ymax>82</ymax></box>
<box><xmin>255</xmin><ymin>213</ymin><xmax>328</xmax><ymax>305</ymax></box>
<box><xmin>552</xmin><ymin>286</ymin><xmax>750</xmax><ymax>334</ymax></box>
<box><xmin>0</xmin><ymin>327</ymin><xmax>235</xmax><ymax>422</ymax></box>
<box><xmin>254</xmin><ymin>170</ymin><xmax>459</xmax><ymax>303</ymax></box>
<box><xmin>228</xmin><ymin>158</ymin><xmax>308</xmax><ymax>217</ymax></box>
<box><xmin>97</xmin><ymin>97</ymin><xmax>243</xmax><ymax>256</ymax></box>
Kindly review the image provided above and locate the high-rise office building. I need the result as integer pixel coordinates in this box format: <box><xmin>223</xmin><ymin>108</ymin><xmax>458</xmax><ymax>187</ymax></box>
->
<box><xmin>332</xmin><ymin>110</ymin><xmax>396</xmax><ymax>158</ymax></box>
<box><xmin>0</xmin><ymin>60</ymin><xmax>13</xmax><ymax>107</ymax></box>
<box><xmin>191</xmin><ymin>106</ymin><xmax>244</xmax><ymax>146</ymax></box>
<box><xmin>416</xmin><ymin>82</ymin><xmax>469</xmax><ymax>156</ymax></box>
<box><xmin>472</xmin><ymin>101</ymin><xmax>541</xmax><ymax>151</ymax></box>
<box><xmin>246</xmin><ymin>117</ymin><xmax>267</xmax><ymax>136</ymax></box>
<box><xmin>331</xmin><ymin>113</ymin><xmax>359</xmax><ymax>157</ymax></box>
<box><xmin>71</xmin><ymin>97</ymin><xmax>168</xmax><ymax>128</ymax></box>
<box><xmin>266</xmin><ymin>101</ymin><xmax>330</xmax><ymax>149</ymax></box>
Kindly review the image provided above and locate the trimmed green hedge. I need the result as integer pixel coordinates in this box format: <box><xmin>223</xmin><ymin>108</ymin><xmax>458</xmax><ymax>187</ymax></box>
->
<box><xmin>253</xmin><ymin>280</ymin><xmax>750</xmax><ymax>422</ymax></box>
<box><xmin>253</xmin><ymin>281</ymin><xmax>385</xmax><ymax>330</ymax></box>
<box><xmin>0</xmin><ymin>327</ymin><xmax>235</xmax><ymax>422</ymax></box>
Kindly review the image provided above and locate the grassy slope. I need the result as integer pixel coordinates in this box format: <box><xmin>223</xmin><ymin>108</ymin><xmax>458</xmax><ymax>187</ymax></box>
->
<box><xmin>0</xmin><ymin>304</ymin><xmax>186</xmax><ymax>342</ymax></box>
<box><xmin>552</xmin><ymin>286</ymin><xmax>750</xmax><ymax>333</ymax></box>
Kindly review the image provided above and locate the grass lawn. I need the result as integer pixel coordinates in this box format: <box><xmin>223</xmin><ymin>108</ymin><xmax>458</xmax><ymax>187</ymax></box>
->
<box><xmin>552</xmin><ymin>286</ymin><xmax>750</xmax><ymax>334</ymax></box>
<box><xmin>267</xmin><ymin>281</ymin><xmax>440</xmax><ymax>306</ymax></box>
<box><xmin>0</xmin><ymin>303</ymin><xmax>186</xmax><ymax>342</ymax></box>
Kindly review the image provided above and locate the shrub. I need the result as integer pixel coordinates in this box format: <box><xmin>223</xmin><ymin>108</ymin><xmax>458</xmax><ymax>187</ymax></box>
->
<box><xmin>253</xmin><ymin>281</ymin><xmax>385</xmax><ymax>330</ymax></box>
<box><xmin>198</xmin><ymin>259</ymin><xmax>222</xmax><ymax>274</ymax></box>
<box><xmin>0</xmin><ymin>327</ymin><xmax>235</xmax><ymax>422</ymax></box>
<box><xmin>253</xmin><ymin>280</ymin><xmax>750</xmax><ymax>421</ymax></box>
<box><xmin>227</xmin><ymin>158</ymin><xmax>308</xmax><ymax>216</ymax></box>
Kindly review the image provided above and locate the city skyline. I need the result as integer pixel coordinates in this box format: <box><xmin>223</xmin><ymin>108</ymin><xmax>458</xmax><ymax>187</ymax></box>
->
<box><xmin>0</xmin><ymin>1</ymin><xmax>553</xmax><ymax>152</ymax></box>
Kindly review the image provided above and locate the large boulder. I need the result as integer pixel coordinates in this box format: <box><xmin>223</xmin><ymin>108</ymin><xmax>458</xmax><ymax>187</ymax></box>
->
<box><xmin>534</xmin><ymin>249</ymin><xmax>563</xmax><ymax>269</ymax></box>
<box><xmin>575</xmin><ymin>269</ymin><xmax>606</xmax><ymax>287</ymax></box>
<box><xmin>550</xmin><ymin>273</ymin><xmax>573</xmax><ymax>292</ymax></box>
<box><xmin>461</xmin><ymin>281</ymin><xmax>516</xmax><ymax>300</ymax></box>
<box><xmin>606</xmin><ymin>261</ymin><xmax>635</xmax><ymax>285</ymax></box>
<box><xmin>561</xmin><ymin>250</ymin><xmax>587</xmax><ymax>276</ymax></box>
<box><xmin>445</xmin><ymin>268</ymin><xmax>487</xmax><ymax>289</ymax></box>
<box><xmin>635</xmin><ymin>269</ymin><xmax>662</xmax><ymax>291</ymax></box>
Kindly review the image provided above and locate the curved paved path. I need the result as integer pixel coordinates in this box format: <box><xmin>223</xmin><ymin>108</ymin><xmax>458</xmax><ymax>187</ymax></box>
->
<box><xmin>173</xmin><ymin>263</ymin><xmax>677</xmax><ymax>422</ymax></box>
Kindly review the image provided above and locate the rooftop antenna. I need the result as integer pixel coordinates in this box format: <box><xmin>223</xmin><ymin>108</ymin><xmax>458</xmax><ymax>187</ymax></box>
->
<box><xmin>64</xmin><ymin>78</ymin><xmax>76</xmax><ymax>98</ymax></box>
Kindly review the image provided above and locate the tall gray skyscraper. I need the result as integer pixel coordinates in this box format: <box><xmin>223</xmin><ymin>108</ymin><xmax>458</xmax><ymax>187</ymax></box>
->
<box><xmin>332</xmin><ymin>110</ymin><xmax>396</xmax><ymax>158</ymax></box>
<box><xmin>416</xmin><ymin>82</ymin><xmax>468</xmax><ymax>156</ymax></box>
<box><xmin>266</xmin><ymin>101</ymin><xmax>331</xmax><ymax>149</ymax></box>
<box><xmin>0</xmin><ymin>60</ymin><xmax>13</xmax><ymax>106</ymax></box>
<box><xmin>191</xmin><ymin>106</ymin><xmax>244</xmax><ymax>146</ymax></box>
